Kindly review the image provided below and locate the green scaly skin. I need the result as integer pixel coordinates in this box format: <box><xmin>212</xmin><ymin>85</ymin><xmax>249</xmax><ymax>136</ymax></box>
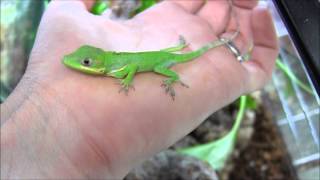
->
<box><xmin>63</xmin><ymin>37</ymin><xmax>228</xmax><ymax>99</ymax></box>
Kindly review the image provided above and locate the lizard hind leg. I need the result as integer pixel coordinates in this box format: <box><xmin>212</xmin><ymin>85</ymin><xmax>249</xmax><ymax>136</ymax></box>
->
<box><xmin>154</xmin><ymin>63</ymin><xmax>189</xmax><ymax>100</ymax></box>
<box><xmin>160</xmin><ymin>35</ymin><xmax>188</xmax><ymax>53</ymax></box>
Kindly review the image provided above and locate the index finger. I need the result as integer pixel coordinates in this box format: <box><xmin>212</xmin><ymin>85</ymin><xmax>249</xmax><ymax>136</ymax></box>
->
<box><xmin>171</xmin><ymin>0</ymin><xmax>205</xmax><ymax>13</ymax></box>
<box><xmin>197</xmin><ymin>0</ymin><xmax>258</xmax><ymax>34</ymax></box>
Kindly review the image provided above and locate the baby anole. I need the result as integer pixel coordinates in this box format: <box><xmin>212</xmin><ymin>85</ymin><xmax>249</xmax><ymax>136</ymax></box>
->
<box><xmin>63</xmin><ymin>36</ymin><xmax>237</xmax><ymax>99</ymax></box>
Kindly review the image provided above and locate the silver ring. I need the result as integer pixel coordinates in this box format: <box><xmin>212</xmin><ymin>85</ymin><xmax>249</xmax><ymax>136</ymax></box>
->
<box><xmin>220</xmin><ymin>38</ymin><xmax>244</xmax><ymax>62</ymax></box>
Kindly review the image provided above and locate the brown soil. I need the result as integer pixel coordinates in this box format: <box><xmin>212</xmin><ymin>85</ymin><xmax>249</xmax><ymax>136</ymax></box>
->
<box><xmin>228</xmin><ymin>106</ymin><xmax>297</xmax><ymax>180</ymax></box>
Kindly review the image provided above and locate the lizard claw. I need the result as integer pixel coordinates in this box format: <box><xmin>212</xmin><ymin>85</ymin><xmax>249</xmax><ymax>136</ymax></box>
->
<box><xmin>160</xmin><ymin>79</ymin><xmax>189</xmax><ymax>100</ymax></box>
<box><xmin>161</xmin><ymin>81</ymin><xmax>176</xmax><ymax>100</ymax></box>
<box><xmin>119</xmin><ymin>87</ymin><xmax>129</xmax><ymax>95</ymax></box>
<box><xmin>179</xmin><ymin>35</ymin><xmax>186</xmax><ymax>46</ymax></box>
<box><xmin>115</xmin><ymin>80</ymin><xmax>123</xmax><ymax>86</ymax></box>
<box><xmin>119</xmin><ymin>80</ymin><xmax>134</xmax><ymax>95</ymax></box>
<box><xmin>179</xmin><ymin>81</ymin><xmax>189</xmax><ymax>88</ymax></box>
<box><xmin>178</xmin><ymin>35</ymin><xmax>189</xmax><ymax>49</ymax></box>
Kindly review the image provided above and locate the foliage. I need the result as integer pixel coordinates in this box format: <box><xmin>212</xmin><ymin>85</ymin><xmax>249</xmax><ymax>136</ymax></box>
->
<box><xmin>276</xmin><ymin>58</ymin><xmax>313</xmax><ymax>95</ymax></box>
<box><xmin>91</xmin><ymin>0</ymin><xmax>109</xmax><ymax>15</ymax></box>
<box><xmin>236</xmin><ymin>94</ymin><xmax>257</xmax><ymax>110</ymax></box>
<box><xmin>179</xmin><ymin>96</ymin><xmax>248</xmax><ymax>170</ymax></box>
<box><xmin>131</xmin><ymin>0</ymin><xmax>157</xmax><ymax>16</ymax></box>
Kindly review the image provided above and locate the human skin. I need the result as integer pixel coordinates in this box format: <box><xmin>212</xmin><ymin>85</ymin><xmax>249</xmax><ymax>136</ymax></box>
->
<box><xmin>1</xmin><ymin>0</ymin><xmax>278</xmax><ymax>179</ymax></box>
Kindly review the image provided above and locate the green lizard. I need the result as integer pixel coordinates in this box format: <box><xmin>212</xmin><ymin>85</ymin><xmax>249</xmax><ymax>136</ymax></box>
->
<box><xmin>62</xmin><ymin>0</ymin><xmax>241</xmax><ymax>99</ymax></box>
<box><xmin>63</xmin><ymin>36</ymin><xmax>236</xmax><ymax>99</ymax></box>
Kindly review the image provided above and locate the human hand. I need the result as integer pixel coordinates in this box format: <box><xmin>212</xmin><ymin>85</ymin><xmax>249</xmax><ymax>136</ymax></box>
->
<box><xmin>1</xmin><ymin>0</ymin><xmax>278</xmax><ymax>179</ymax></box>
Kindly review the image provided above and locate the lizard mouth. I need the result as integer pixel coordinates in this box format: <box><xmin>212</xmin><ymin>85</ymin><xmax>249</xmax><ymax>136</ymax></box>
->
<box><xmin>78</xmin><ymin>66</ymin><xmax>105</xmax><ymax>75</ymax></box>
<box><xmin>63</xmin><ymin>57</ymin><xmax>104</xmax><ymax>75</ymax></box>
<box><xmin>71</xmin><ymin>65</ymin><xmax>105</xmax><ymax>75</ymax></box>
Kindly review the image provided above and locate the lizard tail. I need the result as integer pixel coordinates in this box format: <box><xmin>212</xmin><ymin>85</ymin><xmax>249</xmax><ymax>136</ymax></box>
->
<box><xmin>175</xmin><ymin>0</ymin><xmax>241</xmax><ymax>63</ymax></box>
<box><xmin>174</xmin><ymin>39</ymin><xmax>228</xmax><ymax>63</ymax></box>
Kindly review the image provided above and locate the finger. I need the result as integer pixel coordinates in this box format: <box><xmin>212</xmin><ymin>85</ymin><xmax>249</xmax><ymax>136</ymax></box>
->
<box><xmin>82</xmin><ymin>0</ymin><xmax>96</xmax><ymax>9</ymax></box>
<box><xmin>220</xmin><ymin>1</ymin><xmax>257</xmax><ymax>61</ymax></box>
<box><xmin>133</xmin><ymin>1</ymin><xmax>190</xmax><ymax>23</ymax></box>
<box><xmin>197</xmin><ymin>0</ymin><xmax>229</xmax><ymax>34</ymax></box>
<box><xmin>197</xmin><ymin>0</ymin><xmax>258</xmax><ymax>34</ymax></box>
<box><xmin>50</xmin><ymin>0</ymin><xmax>95</xmax><ymax>11</ymax></box>
<box><xmin>170</xmin><ymin>0</ymin><xmax>205</xmax><ymax>13</ymax></box>
<box><xmin>233</xmin><ymin>0</ymin><xmax>258</xmax><ymax>9</ymax></box>
<box><xmin>225</xmin><ymin>0</ymin><xmax>257</xmax><ymax>32</ymax></box>
<box><xmin>243</xmin><ymin>8</ymin><xmax>279</xmax><ymax>92</ymax></box>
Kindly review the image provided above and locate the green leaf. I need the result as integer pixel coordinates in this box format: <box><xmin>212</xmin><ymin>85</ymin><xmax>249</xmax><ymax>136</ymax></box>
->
<box><xmin>235</xmin><ymin>95</ymin><xmax>256</xmax><ymax>110</ymax></box>
<box><xmin>0</xmin><ymin>82</ymin><xmax>11</xmax><ymax>104</ymax></box>
<box><xmin>178</xmin><ymin>96</ymin><xmax>247</xmax><ymax>170</ymax></box>
<box><xmin>132</xmin><ymin>0</ymin><xmax>157</xmax><ymax>16</ymax></box>
<box><xmin>91</xmin><ymin>0</ymin><xmax>109</xmax><ymax>15</ymax></box>
<box><xmin>276</xmin><ymin>58</ymin><xmax>313</xmax><ymax>95</ymax></box>
<box><xmin>245</xmin><ymin>95</ymin><xmax>257</xmax><ymax>110</ymax></box>
<box><xmin>44</xmin><ymin>0</ymin><xmax>50</xmax><ymax>9</ymax></box>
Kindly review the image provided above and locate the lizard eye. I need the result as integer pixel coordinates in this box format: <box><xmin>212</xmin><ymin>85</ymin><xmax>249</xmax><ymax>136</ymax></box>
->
<box><xmin>81</xmin><ymin>58</ymin><xmax>93</xmax><ymax>67</ymax></box>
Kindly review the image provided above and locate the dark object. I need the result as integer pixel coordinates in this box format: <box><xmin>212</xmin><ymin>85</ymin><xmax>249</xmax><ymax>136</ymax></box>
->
<box><xmin>0</xmin><ymin>82</ymin><xmax>11</xmax><ymax>103</ymax></box>
<box><xmin>272</xmin><ymin>0</ymin><xmax>320</xmax><ymax>95</ymax></box>
<box><xmin>125</xmin><ymin>150</ymin><xmax>218</xmax><ymax>180</ymax></box>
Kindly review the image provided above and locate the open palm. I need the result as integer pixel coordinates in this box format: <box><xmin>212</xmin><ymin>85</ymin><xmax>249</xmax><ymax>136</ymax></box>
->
<box><xmin>2</xmin><ymin>0</ymin><xmax>278</xmax><ymax>178</ymax></box>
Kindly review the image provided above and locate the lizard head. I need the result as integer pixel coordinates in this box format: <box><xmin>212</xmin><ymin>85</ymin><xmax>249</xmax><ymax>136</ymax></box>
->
<box><xmin>63</xmin><ymin>45</ymin><xmax>106</xmax><ymax>75</ymax></box>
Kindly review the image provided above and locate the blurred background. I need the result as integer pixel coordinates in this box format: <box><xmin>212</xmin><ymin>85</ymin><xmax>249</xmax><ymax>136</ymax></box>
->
<box><xmin>1</xmin><ymin>0</ymin><xmax>319</xmax><ymax>180</ymax></box>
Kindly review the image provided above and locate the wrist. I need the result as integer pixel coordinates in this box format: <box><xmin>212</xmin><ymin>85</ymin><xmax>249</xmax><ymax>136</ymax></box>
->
<box><xmin>1</xmin><ymin>99</ymin><xmax>47</xmax><ymax>178</ymax></box>
<box><xmin>1</xmin><ymin>82</ymin><xmax>83</xmax><ymax>178</ymax></box>
<box><xmin>0</xmin><ymin>78</ymin><xmax>119</xmax><ymax>179</ymax></box>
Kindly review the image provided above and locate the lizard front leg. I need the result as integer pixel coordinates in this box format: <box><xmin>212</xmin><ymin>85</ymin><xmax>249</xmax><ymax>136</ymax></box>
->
<box><xmin>119</xmin><ymin>64</ymin><xmax>138</xmax><ymax>94</ymax></box>
<box><xmin>107</xmin><ymin>64</ymin><xmax>138</xmax><ymax>94</ymax></box>
<box><xmin>154</xmin><ymin>62</ymin><xmax>188</xmax><ymax>100</ymax></box>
